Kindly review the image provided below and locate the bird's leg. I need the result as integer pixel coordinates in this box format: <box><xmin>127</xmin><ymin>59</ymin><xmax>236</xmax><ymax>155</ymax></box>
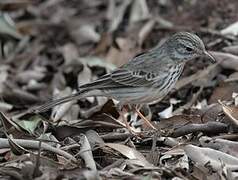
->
<box><xmin>133</xmin><ymin>105</ymin><xmax>157</xmax><ymax>130</ymax></box>
<box><xmin>116</xmin><ymin>103</ymin><xmax>137</xmax><ymax>134</ymax></box>
<box><xmin>120</xmin><ymin>108</ymin><xmax>135</xmax><ymax>134</ymax></box>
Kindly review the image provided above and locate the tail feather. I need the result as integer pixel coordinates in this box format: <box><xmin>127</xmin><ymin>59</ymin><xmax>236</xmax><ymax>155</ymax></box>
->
<box><xmin>31</xmin><ymin>92</ymin><xmax>82</xmax><ymax>113</ymax></box>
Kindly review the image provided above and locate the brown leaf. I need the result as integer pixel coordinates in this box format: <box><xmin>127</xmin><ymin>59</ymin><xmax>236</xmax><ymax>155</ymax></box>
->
<box><xmin>175</xmin><ymin>63</ymin><xmax>221</xmax><ymax>90</ymax></box>
<box><xmin>209</xmin><ymin>82</ymin><xmax>238</xmax><ymax>104</ymax></box>
<box><xmin>138</xmin><ymin>19</ymin><xmax>156</xmax><ymax>46</ymax></box>
<box><xmin>105</xmin><ymin>37</ymin><xmax>140</xmax><ymax>67</ymax></box>
<box><xmin>223</xmin><ymin>45</ymin><xmax>238</xmax><ymax>56</ymax></box>
<box><xmin>7</xmin><ymin>134</ymin><xmax>29</xmax><ymax>155</ymax></box>
<box><xmin>105</xmin><ymin>143</ymin><xmax>153</xmax><ymax>167</ymax></box>
<box><xmin>51</xmin><ymin>88</ymin><xmax>77</xmax><ymax>122</ymax></box>
<box><xmin>129</xmin><ymin>0</ymin><xmax>151</xmax><ymax>23</ymax></box>
<box><xmin>184</xmin><ymin>144</ymin><xmax>238</xmax><ymax>172</ymax></box>
<box><xmin>219</xmin><ymin>100</ymin><xmax>238</xmax><ymax>127</ymax></box>
<box><xmin>200</xmin><ymin>136</ymin><xmax>238</xmax><ymax>159</ymax></box>
<box><xmin>159</xmin><ymin>114</ymin><xmax>202</xmax><ymax>130</ymax></box>
<box><xmin>211</xmin><ymin>51</ymin><xmax>238</xmax><ymax>71</ymax></box>
<box><xmin>79</xmin><ymin>134</ymin><xmax>97</xmax><ymax>171</ymax></box>
<box><xmin>0</xmin><ymin>0</ymin><xmax>32</xmax><ymax>11</ymax></box>
<box><xmin>200</xmin><ymin>103</ymin><xmax>222</xmax><ymax>123</ymax></box>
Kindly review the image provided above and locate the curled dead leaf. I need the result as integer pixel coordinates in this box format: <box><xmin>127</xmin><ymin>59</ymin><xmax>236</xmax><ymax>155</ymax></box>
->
<box><xmin>219</xmin><ymin>100</ymin><xmax>238</xmax><ymax>127</ymax></box>
<box><xmin>200</xmin><ymin>136</ymin><xmax>238</xmax><ymax>159</ymax></box>
<box><xmin>105</xmin><ymin>143</ymin><xmax>153</xmax><ymax>167</ymax></box>
<box><xmin>209</xmin><ymin>82</ymin><xmax>238</xmax><ymax>104</ymax></box>
<box><xmin>184</xmin><ymin>144</ymin><xmax>238</xmax><ymax>173</ymax></box>
<box><xmin>221</xmin><ymin>21</ymin><xmax>238</xmax><ymax>36</ymax></box>
<box><xmin>210</xmin><ymin>51</ymin><xmax>238</xmax><ymax>71</ymax></box>
<box><xmin>51</xmin><ymin>88</ymin><xmax>77</xmax><ymax>122</ymax></box>
<box><xmin>223</xmin><ymin>45</ymin><xmax>238</xmax><ymax>56</ymax></box>
<box><xmin>79</xmin><ymin>134</ymin><xmax>97</xmax><ymax>171</ymax></box>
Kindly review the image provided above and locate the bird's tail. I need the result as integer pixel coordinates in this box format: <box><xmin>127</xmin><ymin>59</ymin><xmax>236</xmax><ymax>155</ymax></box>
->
<box><xmin>31</xmin><ymin>92</ymin><xmax>83</xmax><ymax>113</ymax></box>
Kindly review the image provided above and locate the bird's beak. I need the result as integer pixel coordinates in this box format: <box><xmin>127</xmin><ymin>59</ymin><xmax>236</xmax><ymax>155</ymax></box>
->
<box><xmin>203</xmin><ymin>51</ymin><xmax>216</xmax><ymax>63</ymax></box>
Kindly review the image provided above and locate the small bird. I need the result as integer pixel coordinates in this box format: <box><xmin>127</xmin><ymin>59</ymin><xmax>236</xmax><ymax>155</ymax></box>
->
<box><xmin>33</xmin><ymin>32</ymin><xmax>215</xmax><ymax>129</ymax></box>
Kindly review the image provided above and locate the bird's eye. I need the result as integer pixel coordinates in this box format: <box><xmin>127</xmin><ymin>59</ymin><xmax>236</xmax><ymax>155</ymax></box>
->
<box><xmin>185</xmin><ymin>47</ymin><xmax>193</xmax><ymax>52</ymax></box>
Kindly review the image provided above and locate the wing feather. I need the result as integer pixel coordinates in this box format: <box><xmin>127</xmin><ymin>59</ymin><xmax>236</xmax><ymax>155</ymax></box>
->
<box><xmin>111</xmin><ymin>69</ymin><xmax>161</xmax><ymax>87</ymax></box>
<box><xmin>80</xmin><ymin>50</ymin><xmax>169</xmax><ymax>89</ymax></box>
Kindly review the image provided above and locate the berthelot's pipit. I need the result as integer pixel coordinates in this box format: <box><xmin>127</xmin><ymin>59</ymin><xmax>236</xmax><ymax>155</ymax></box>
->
<box><xmin>33</xmin><ymin>32</ymin><xmax>215</xmax><ymax>130</ymax></box>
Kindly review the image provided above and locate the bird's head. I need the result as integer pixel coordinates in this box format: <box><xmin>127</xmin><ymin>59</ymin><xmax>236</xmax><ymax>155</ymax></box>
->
<box><xmin>164</xmin><ymin>32</ymin><xmax>215</xmax><ymax>63</ymax></box>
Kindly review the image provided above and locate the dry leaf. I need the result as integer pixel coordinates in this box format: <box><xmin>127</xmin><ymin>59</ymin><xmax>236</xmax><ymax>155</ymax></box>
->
<box><xmin>184</xmin><ymin>144</ymin><xmax>238</xmax><ymax>172</ymax></box>
<box><xmin>175</xmin><ymin>63</ymin><xmax>220</xmax><ymax>90</ymax></box>
<box><xmin>79</xmin><ymin>134</ymin><xmax>97</xmax><ymax>171</ymax></box>
<box><xmin>105</xmin><ymin>143</ymin><xmax>153</xmax><ymax>167</ymax></box>
<box><xmin>51</xmin><ymin>88</ymin><xmax>76</xmax><ymax>122</ymax></box>
<box><xmin>219</xmin><ymin>100</ymin><xmax>238</xmax><ymax>127</ymax></box>
<box><xmin>221</xmin><ymin>21</ymin><xmax>238</xmax><ymax>36</ymax></box>
<box><xmin>138</xmin><ymin>19</ymin><xmax>156</xmax><ymax>46</ymax></box>
<box><xmin>209</xmin><ymin>82</ymin><xmax>238</xmax><ymax>104</ymax></box>
<box><xmin>129</xmin><ymin>0</ymin><xmax>151</xmax><ymax>23</ymax></box>
<box><xmin>0</xmin><ymin>12</ymin><xmax>23</xmax><ymax>39</ymax></box>
<box><xmin>211</xmin><ymin>51</ymin><xmax>238</xmax><ymax>71</ymax></box>
<box><xmin>223</xmin><ymin>45</ymin><xmax>238</xmax><ymax>56</ymax></box>
<box><xmin>106</xmin><ymin>37</ymin><xmax>140</xmax><ymax>67</ymax></box>
<box><xmin>107</xmin><ymin>0</ymin><xmax>132</xmax><ymax>32</ymax></box>
<box><xmin>200</xmin><ymin>136</ymin><xmax>238</xmax><ymax>159</ymax></box>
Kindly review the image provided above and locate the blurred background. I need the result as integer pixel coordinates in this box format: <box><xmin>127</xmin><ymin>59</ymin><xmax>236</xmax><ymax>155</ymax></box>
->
<box><xmin>0</xmin><ymin>1</ymin><xmax>238</xmax><ymax>179</ymax></box>
<box><xmin>0</xmin><ymin>0</ymin><xmax>236</xmax><ymax>107</ymax></box>
<box><xmin>0</xmin><ymin>0</ymin><xmax>237</xmax><ymax>110</ymax></box>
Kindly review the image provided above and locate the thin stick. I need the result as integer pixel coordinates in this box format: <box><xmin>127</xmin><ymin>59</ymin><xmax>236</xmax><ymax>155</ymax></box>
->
<box><xmin>0</xmin><ymin>138</ymin><xmax>77</xmax><ymax>163</ymax></box>
<box><xmin>134</xmin><ymin>108</ymin><xmax>157</xmax><ymax>130</ymax></box>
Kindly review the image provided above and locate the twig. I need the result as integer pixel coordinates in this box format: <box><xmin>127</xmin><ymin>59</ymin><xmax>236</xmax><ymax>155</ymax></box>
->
<box><xmin>214</xmin><ymin>134</ymin><xmax>238</xmax><ymax>141</ymax></box>
<box><xmin>33</xmin><ymin>140</ymin><xmax>42</xmax><ymax>177</ymax></box>
<box><xmin>0</xmin><ymin>138</ymin><xmax>77</xmax><ymax>163</ymax></box>
<box><xmin>101</xmin><ymin>132</ymin><xmax>133</xmax><ymax>141</ymax></box>
<box><xmin>171</xmin><ymin>121</ymin><xmax>228</xmax><ymax>137</ymax></box>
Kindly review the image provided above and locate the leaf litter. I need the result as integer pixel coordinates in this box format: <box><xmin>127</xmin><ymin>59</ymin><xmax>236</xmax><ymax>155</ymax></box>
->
<box><xmin>0</xmin><ymin>0</ymin><xmax>238</xmax><ymax>179</ymax></box>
